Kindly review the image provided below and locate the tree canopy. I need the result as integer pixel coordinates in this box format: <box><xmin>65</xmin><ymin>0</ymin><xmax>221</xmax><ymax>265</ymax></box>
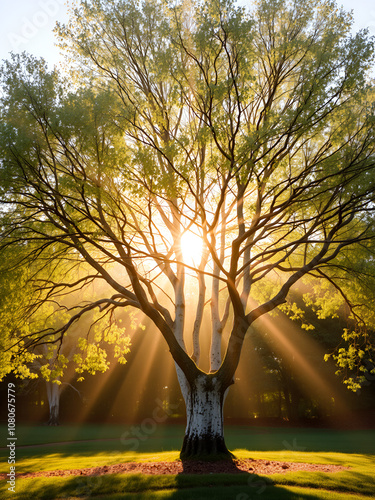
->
<box><xmin>1</xmin><ymin>0</ymin><xmax>375</xmax><ymax>457</ymax></box>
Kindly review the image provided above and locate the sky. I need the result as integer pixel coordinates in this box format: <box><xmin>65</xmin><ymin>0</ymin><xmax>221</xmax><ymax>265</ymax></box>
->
<box><xmin>0</xmin><ymin>0</ymin><xmax>374</xmax><ymax>68</ymax></box>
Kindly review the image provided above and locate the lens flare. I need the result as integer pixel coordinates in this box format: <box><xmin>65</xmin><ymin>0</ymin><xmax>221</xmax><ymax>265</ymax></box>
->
<box><xmin>181</xmin><ymin>231</ymin><xmax>203</xmax><ymax>266</ymax></box>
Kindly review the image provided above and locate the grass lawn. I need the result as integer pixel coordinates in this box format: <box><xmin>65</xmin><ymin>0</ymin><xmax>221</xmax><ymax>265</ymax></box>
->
<box><xmin>0</xmin><ymin>424</ymin><xmax>374</xmax><ymax>499</ymax></box>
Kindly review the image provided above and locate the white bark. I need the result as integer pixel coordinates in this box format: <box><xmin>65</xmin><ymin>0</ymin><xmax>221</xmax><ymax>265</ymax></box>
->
<box><xmin>181</xmin><ymin>374</ymin><xmax>229</xmax><ymax>457</ymax></box>
<box><xmin>173</xmin><ymin>286</ymin><xmax>191</xmax><ymax>422</ymax></box>
<box><xmin>191</xmin><ymin>248</ymin><xmax>209</xmax><ymax>365</ymax></box>
<box><xmin>211</xmin><ymin>250</ymin><xmax>222</xmax><ymax>370</ymax></box>
<box><xmin>186</xmin><ymin>375</ymin><xmax>223</xmax><ymax>437</ymax></box>
<box><xmin>210</xmin><ymin>201</ymin><xmax>226</xmax><ymax>372</ymax></box>
<box><xmin>210</xmin><ymin>324</ymin><xmax>222</xmax><ymax>371</ymax></box>
<box><xmin>46</xmin><ymin>381</ymin><xmax>61</xmax><ymax>426</ymax></box>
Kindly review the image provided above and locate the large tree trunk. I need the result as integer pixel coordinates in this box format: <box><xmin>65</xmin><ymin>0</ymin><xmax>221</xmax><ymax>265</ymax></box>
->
<box><xmin>180</xmin><ymin>374</ymin><xmax>232</xmax><ymax>460</ymax></box>
<box><xmin>46</xmin><ymin>381</ymin><xmax>60</xmax><ymax>426</ymax></box>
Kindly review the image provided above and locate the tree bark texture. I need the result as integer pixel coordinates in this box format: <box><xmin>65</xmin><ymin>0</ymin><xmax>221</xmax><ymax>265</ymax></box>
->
<box><xmin>180</xmin><ymin>374</ymin><xmax>232</xmax><ymax>459</ymax></box>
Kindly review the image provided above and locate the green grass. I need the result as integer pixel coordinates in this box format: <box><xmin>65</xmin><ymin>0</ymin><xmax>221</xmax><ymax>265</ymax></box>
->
<box><xmin>0</xmin><ymin>425</ymin><xmax>374</xmax><ymax>499</ymax></box>
<box><xmin>1</xmin><ymin>423</ymin><xmax>375</xmax><ymax>452</ymax></box>
<box><xmin>1</xmin><ymin>475</ymin><xmax>374</xmax><ymax>500</ymax></box>
<box><xmin>1</xmin><ymin>461</ymin><xmax>374</xmax><ymax>500</ymax></box>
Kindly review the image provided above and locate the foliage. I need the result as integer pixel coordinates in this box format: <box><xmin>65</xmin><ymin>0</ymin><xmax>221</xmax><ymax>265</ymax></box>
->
<box><xmin>1</xmin><ymin>0</ymin><xmax>375</xmax><ymax>408</ymax></box>
<box><xmin>0</xmin><ymin>239</ymin><xmax>130</xmax><ymax>383</ymax></box>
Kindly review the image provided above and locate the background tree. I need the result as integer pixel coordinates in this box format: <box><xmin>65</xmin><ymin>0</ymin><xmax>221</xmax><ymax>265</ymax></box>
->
<box><xmin>1</xmin><ymin>0</ymin><xmax>375</xmax><ymax>458</ymax></box>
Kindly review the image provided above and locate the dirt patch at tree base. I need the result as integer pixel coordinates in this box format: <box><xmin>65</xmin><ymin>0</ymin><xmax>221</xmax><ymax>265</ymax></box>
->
<box><xmin>2</xmin><ymin>459</ymin><xmax>349</xmax><ymax>479</ymax></box>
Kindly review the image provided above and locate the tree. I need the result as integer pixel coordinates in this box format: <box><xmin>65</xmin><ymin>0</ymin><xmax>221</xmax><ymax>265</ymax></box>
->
<box><xmin>1</xmin><ymin>0</ymin><xmax>375</xmax><ymax>459</ymax></box>
<box><xmin>22</xmin><ymin>344</ymin><xmax>83</xmax><ymax>426</ymax></box>
<box><xmin>0</xmin><ymin>240</ymin><xmax>131</xmax><ymax>424</ymax></box>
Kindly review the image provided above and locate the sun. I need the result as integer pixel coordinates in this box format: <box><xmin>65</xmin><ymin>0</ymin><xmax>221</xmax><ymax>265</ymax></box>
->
<box><xmin>181</xmin><ymin>231</ymin><xmax>203</xmax><ymax>266</ymax></box>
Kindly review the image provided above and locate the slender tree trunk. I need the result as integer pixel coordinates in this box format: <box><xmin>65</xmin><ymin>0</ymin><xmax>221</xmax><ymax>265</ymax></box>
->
<box><xmin>180</xmin><ymin>373</ymin><xmax>232</xmax><ymax>459</ymax></box>
<box><xmin>46</xmin><ymin>381</ymin><xmax>60</xmax><ymax>426</ymax></box>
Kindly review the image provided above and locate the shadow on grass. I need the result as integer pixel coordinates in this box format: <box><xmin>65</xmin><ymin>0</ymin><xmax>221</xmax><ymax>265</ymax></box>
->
<box><xmin>272</xmin><ymin>468</ymin><xmax>375</xmax><ymax>497</ymax></box>
<box><xmin>1</xmin><ymin>472</ymin><xmax>354</xmax><ymax>500</ymax></box>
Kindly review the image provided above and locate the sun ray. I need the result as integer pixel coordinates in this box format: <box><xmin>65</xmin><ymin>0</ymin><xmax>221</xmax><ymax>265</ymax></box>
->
<box><xmin>256</xmin><ymin>313</ymin><xmax>350</xmax><ymax>418</ymax></box>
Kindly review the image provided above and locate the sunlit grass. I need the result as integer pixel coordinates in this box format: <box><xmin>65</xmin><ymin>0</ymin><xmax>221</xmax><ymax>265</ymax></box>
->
<box><xmin>0</xmin><ymin>449</ymin><xmax>374</xmax><ymax>499</ymax></box>
<box><xmin>0</xmin><ymin>450</ymin><xmax>180</xmax><ymax>475</ymax></box>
